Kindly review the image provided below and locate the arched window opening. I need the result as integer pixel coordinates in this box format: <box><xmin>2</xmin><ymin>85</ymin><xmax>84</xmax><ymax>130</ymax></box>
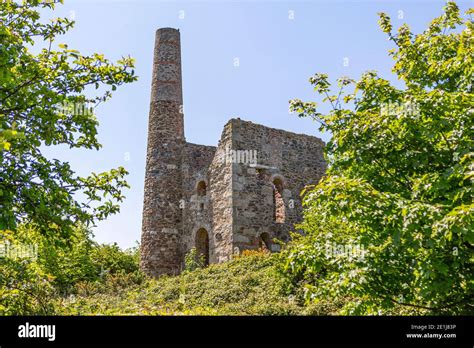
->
<box><xmin>272</xmin><ymin>177</ymin><xmax>285</xmax><ymax>223</ymax></box>
<box><xmin>197</xmin><ymin>181</ymin><xmax>207</xmax><ymax>196</ymax></box>
<box><xmin>259</xmin><ymin>232</ymin><xmax>271</xmax><ymax>251</ymax></box>
<box><xmin>195</xmin><ymin>228</ymin><xmax>210</xmax><ymax>266</ymax></box>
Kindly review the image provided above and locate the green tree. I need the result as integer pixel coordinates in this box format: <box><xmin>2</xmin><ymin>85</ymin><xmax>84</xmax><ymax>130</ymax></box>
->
<box><xmin>0</xmin><ymin>224</ymin><xmax>144</xmax><ymax>314</ymax></box>
<box><xmin>0</xmin><ymin>0</ymin><xmax>137</xmax><ymax>239</ymax></box>
<box><xmin>285</xmin><ymin>2</ymin><xmax>473</xmax><ymax>314</ymax></box>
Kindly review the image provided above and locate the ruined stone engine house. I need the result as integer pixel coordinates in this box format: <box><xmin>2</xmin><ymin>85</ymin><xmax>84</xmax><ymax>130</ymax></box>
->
<box><xmin>141</xmin><ymin>28</ymin><xmax>326</xmax><ymax>277</ymax></box>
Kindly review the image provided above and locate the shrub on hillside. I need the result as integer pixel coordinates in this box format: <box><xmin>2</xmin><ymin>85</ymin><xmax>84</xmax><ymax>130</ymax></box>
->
<box><xmin>0</xmin><ymin>225</ymin><xmax>144</xmax><ymax>314</ymax></box>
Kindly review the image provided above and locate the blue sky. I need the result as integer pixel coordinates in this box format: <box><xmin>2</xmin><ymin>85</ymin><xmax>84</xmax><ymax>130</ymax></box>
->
<box><xmin>39</xmin><ymin>0</ymin><xmax>471</xmax><ymax>248</ymax></box>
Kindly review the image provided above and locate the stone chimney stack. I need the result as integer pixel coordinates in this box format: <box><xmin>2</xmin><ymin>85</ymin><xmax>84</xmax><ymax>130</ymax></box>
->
<box><xmin>141</xmin><ymin>28</ymin><xmax>184</xmax><ymax>277</ymax></box>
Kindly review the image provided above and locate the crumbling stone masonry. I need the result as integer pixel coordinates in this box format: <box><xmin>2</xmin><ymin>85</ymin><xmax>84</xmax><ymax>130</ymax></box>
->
<box><xmin>141</xmin><ymin>28</ymin><xmax>327</xmax><ymax>277</ymax></box>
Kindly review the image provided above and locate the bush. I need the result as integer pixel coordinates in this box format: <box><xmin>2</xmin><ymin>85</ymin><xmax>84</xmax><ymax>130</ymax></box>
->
<box><xmin>90</xmin><ymin>243</ymin><xmax>141</xmax><ymax>276</ymax></box>
<box><xmin>0</xmin><ymin>232</ymin><xmax>56</xmax><ymax>315</ymax></box>
<box><xmin>52</xmin><ymin>251</ymin><xmax>347</xmax><ymax>315</ymax></box>
<box><xmin>183</xmin><ymin>248</ymin><xmax>206</xmax><ymax>273</ymax></box>
<box><xmin>0</xmin><ymin>225</ymin><xmax>144</xmax><ymax>314</ymax></box>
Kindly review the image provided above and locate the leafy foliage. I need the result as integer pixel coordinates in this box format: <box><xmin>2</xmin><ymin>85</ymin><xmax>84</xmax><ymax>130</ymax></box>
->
<box><xmin>183</xmin><ymin>247</ymin><xmax>206</xmax><ymax>273</ymax></box>
<box><xmin>1</xmin><ymin>226</ymin><xmax>344</xmax><ymax>316</ymax></box>
<box><xmin>0</xmin><ymin>224</ymin><xmax>143</xmax><ymax>314</ymax></box>
<box><xmin>0</xmin><ymin>0</ymin><xmax>137</xmax><ymax>238</ymax></box>
<box><xmin>286</xmin><ymin>2</ymin><xmax>473</xmax><ymax>314</ymax></box>
<box><xmin>52</xmin><ymin>251</ymin><xmax>346</xmax><ymax>315</ymax></box>
<box><xmin>0</xmin><ymin>229</ymin><xmax>56</xmax><ymax>315</ymax></box>
<box><xmin>2</xmin><ymin>0</ymin><xmax>471</xmax><ymax>317</ymax></box>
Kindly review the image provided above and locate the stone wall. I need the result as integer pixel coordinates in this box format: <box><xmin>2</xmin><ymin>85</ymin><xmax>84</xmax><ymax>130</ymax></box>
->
<box><xmin>228</xmin><ymin>118</ymin><xmax>326</xmax><ymax>253</ymax></box>
<box><xmin>180</xmin><ymin>143</ymin><xmax>216</xmax><ymax>264</ymax></box>
<box><xmin>208</xmin><ymin>123</ymin><xmax>234</xmax><ymax>263</ymax></box>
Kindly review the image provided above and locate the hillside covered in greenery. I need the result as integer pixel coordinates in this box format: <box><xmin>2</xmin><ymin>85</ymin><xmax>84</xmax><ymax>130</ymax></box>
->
<box><xmin>1</xmin><ymin>226</ymin><xmax>416</xmax><ymax>316</ymax></box>
<box><xmin>0</xmin><ymin>225</ymin><xmax>321</xmax><ymax>315</ymax></box>
<box><xmin>1</xmin><ymin>1</ymin><xmax>472</xmax><ymax>316</ymax></box>
<box><xmin>53</xmin><ymin>251</ymin><xmax>336</xmax><ymax>316</ymax></box>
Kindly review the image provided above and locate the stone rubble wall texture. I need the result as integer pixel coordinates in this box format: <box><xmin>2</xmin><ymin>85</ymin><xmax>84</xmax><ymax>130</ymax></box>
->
<box><xmin>141</xmin><ymin>28</ymin><xmax>326</xmax><ymax>276</ymax></box>
<box><xmin>208</xmin><ymin>123</ymin><xmax>234</xmax><ymax>263</ymax></box>
<box><xmin>141</xmin><ymin>28</ymin><xmax>184</xmax><ymax>277</ymax></box>
<box><xmin>228</xmin><ymin>118</ymin><xmax>327</xmax><ymax>254</ymax></box>
<box><xmin>181</xmin><ymin>142</ymin><xmax>216</xmax><ymax>260</ymax></box>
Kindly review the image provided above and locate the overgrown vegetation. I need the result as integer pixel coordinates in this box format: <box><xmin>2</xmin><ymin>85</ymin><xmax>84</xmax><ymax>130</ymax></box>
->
<box><xmin>1</xmin><ymin>1</ymin><xmax>471</xmax><ymax>316</ymax></box>
<box><xmin>0</xmin><ymin>226</ymin><xmax>346</xmax><ymax>315</ymax></box>
<box><xmin>183</xmin><ymin>248</ymin><xmax>207</xmax><ymax>273</ymax></box>
<box><xmin>52</xmin><ymin>251</ymin><xmax>334</xmax><ymax>316</ymax></box>
<box><xmin>287</xmin><ymin>2</ymin><xmax>473</xmax><ymax>315</ymax></box>
<box><xmin>0</xmin><ymin>225</ymin><xmax>143</xmax><ymax>315</ymax></box>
